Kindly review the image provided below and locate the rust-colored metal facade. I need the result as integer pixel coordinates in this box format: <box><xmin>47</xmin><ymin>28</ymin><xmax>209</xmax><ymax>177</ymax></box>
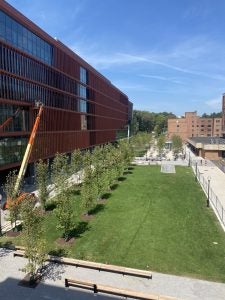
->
<box><xmin>0</xmin><ymin>1</ymin><xmax>132</xmax><ymax>172</ymax></box>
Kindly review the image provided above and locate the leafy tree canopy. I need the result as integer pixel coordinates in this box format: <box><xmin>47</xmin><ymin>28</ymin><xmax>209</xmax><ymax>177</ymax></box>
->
<box><xmin>131</xmin><ymin>110</ymin><xmax>176</xmax><ymax>135</ymax></box>
<box><xmin>201</xmin><ymin>112</ymin><xmax>222</xmax><ymax>118</ymax></box>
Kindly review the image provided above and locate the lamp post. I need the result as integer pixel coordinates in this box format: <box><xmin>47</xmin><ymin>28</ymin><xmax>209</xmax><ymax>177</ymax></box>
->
<box><xmin>188</xmin><ymin>152</ymin><xmax>191</xmax><ymax>167</ymax></box>
<box><xmin>207</xmin><ymin>176</ymin><xmax>211</xmax><ymax>207</ymax></box>
<box><xmin>0</xmin><ymin>194</ymin><xmax>2</xmax><ymax>236</ymax></box>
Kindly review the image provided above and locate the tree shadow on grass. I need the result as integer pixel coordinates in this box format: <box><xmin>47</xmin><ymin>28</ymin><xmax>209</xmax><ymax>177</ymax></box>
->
<box><xmin>118</xmin><ymin>176</ymin><xmax>126</xmax><ymax>182</ymax></box>
<box><xmin>128</xmin><ymin>166</ymin><xmax>134</xmax><ymax>170</ymax></box>
<box><xmin>101</xmin><ymin>192</ymin><xmax>111</xmax><ymax>200</ymax></box>
<box><xmin>0</xmin><ymin>240</ymin><xmax>15</xmax><ymax>251</ymax></box>
<box><xmin>123</xmin><ymin>171</ymin><xmax>133</xmax><ymax>175</ymax></box>
<box><xmin>48</xmin><ymin>248</ymin><xmax>68</xmax><ymax>257</ymax></box>
<box><xmin>69</xmin><ymin>221</ymin><xmax>90</xmax><ymax>239</ymax></box>
<box><xmin>110</xmin><ymin>183</ymin><xmax>119</xmax><ymax>190</ymax></box>
<box><xmin>88</xmin><ymin>203</ymin><xmax>105</xmax><ymax>215</ymax></box>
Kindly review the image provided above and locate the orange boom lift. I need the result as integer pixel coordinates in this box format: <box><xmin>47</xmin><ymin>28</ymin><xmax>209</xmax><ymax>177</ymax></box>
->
<box><xmin>3</xmin><ymin>102</ymin><xmax>43</xmax><ymax>209</ymax></box>
<box><xmin>0</xmin><ymin>107</ymin><xmax>21</xmax><ymax>132</ymax></box>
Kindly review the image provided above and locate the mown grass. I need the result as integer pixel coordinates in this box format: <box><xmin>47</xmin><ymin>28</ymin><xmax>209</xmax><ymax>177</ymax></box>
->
<box><xmin>1</xmin><ymin>166</ymin><xmax>225</xmax><ymax>282</ymax></box>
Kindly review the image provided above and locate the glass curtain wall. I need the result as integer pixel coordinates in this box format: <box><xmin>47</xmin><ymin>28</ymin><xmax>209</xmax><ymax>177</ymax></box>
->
<box><xmin>0</xmin><ymin>9</ymin><xmax>53</xmax><ymax>65</ymax></box>
<box><xmin>79</xmin><ymin>67</ymin><xmax>87</xmax><ymax>113</ymax></box>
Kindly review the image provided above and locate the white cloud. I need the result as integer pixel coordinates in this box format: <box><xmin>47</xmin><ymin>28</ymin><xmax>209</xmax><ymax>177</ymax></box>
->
<box><xmin>139</xmin><ymin>74</ymin><xmax>184</xmax><ymax>84</ymax></box>
<box><xmin>205</xmin><ymin>97</ymin><xmax>222</xmax><ymax>110</ymax></box>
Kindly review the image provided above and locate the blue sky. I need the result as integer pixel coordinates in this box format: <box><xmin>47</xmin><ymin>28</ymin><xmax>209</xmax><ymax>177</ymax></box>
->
<box><xmin>6</xmin><ymin>0</ymin><xmax>225</xmax><ymax>116</ymax></box>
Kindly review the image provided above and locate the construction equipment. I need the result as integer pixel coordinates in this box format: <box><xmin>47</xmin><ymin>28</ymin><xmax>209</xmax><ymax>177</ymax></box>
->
<box><xmin>3</xmin><ymin>102</ymin><xmax>43</xmax><ymax>209</ymax></box>
<box><xmin>0</xmin><ymin>107</ymin><xmax>22</xmax><ymax>132</ymax></box>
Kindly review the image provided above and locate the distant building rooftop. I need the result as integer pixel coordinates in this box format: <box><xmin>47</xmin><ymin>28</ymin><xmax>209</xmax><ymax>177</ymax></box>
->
<box><xmin>189</xmin><ymin>137</ymin><xmax>225</xmax><ymax>145</ymax></box>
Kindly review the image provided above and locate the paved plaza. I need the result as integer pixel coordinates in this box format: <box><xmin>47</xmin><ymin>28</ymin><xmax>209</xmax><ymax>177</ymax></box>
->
<box><xmin>1</xmin><ymin>248</ymin><xmax>225</xmax><ymax>300</ymax></box>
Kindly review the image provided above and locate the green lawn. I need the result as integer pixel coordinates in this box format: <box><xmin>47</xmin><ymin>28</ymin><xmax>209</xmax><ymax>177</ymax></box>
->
<box><xmin>1</xmin><ymin>165</ymin><xmax>225</xmax><ymax>282</ymax></box>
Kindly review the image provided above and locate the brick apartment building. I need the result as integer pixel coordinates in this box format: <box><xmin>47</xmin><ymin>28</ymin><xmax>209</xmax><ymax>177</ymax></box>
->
<box><xmin>0</xmin><ymin>1</ymin><xmax>132</xmax><ymax>176</ymax></box>
<box><xmin>222</xmin><ymin>93</ymin><xmax>225</xmax><ymax>137</ymax></box>
<box><xmin>168</xmin><ymin>111</ymin><xmax>222</xmax><ymax>141</ymax></box>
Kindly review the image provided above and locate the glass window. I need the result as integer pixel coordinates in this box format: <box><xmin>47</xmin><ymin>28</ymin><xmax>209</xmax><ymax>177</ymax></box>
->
<box><xmin>80</xmin><ymin>66</ymin><xmax>87</xmax><ymax>84</ymax></box>
<box><xmin>0</xmin><ymin>9</ymin><xmax>53</xmax><ymax>65</ymax></box>
<box><xmin>79</xmin><ymin>99</ymin><xmax>87</xmax><ymax>113</ymax></box>
<box><xmin>79</xmin><ymin>84</ymin><xmax>87</xmax><ymax>98</ymax></box>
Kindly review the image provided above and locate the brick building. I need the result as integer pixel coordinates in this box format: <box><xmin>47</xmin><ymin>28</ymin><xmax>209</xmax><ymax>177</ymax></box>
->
<box><xmin>168</xmin><ymin>112</ymin><xmax>222</xmax><ymax>141</ymax></box>
<box><xmin>0</xmin><ymin>1</ymin><xmax>133</xmax><ymax>175</ymax></box>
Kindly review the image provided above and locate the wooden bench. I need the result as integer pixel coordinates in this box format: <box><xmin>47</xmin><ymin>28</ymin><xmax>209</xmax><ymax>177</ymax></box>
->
<box><xmin>65</xmin><ymin>278</ymin><xmax>97</xmax><ymax>293</ymax></box>
<box><xmin>15</xmin><ymin>245</ymin><xmax>25</xmax><ymax>251</ymax></box>
<box><xmin>13</xmin><ymin>250</ymin><xmax>25</xmax><ymax>257</ymax></box>
<box><xmin>14</xmin><ymin>248</ymin><xmax>152</xmax><ymax>279</ymax></box>
<box><xmin>65</xmin><ymin>278</ymin><xmax>179</xmax><ymax>300</ymax></box>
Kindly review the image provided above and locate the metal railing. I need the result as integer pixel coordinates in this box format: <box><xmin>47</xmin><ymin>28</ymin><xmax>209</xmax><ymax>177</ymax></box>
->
<box><xmin>193</xmin><ymin>162</ymin><xmax>225</xmax><ymax>228</ymax></box>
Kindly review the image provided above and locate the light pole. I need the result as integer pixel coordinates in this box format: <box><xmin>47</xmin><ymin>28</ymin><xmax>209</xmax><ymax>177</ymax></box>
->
<box><xmin>207</xmin><ymin>176</ymin><xmax>211</xmax><ymax>207</ymax></box>
<box><xmin>176</xmin><ymin>120</ymin><xmax>179</xmax><ymax>134</ymax></box>
<box><xmin>0</xmin><ymin>194</ymin><xmax>2</xmax><ymax>236</ymax></box>
<box><xmin>188</xmin><ymin>152</ymin><xmax>191</xmax><ymax>167</ymax></box>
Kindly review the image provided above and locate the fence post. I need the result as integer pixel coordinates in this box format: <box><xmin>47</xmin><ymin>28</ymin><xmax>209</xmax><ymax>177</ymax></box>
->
<box><xmin>195</xmin><ymin>162</ymin><xmax>197</xmax><ymax>182</ymax></box>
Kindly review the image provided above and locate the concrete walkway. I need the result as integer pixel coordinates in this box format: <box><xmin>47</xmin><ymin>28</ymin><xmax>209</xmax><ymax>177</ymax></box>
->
<box><xmin>186</xmin><ymin>147</ymin><xmax>225</xmax><ymax>231</ymax></box>
<box><xmin>1</xmin><ymin>249</ymin><xmax>225</xmax><ymax>300</ymax></box>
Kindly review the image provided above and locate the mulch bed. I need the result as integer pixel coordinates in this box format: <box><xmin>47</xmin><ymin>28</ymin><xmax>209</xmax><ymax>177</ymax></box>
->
<box><xmin>6</xmin><ymin>230</ymin><xmax>21</xmax><ymax>237</ymax></box>
<box><xmin>98</xmin><ymin>199</ymin><xmax>107</xmax><ymax>204</ymax></box>
<box><xmin>80</xmin><ymin>213</ymin><xmax>95</xmax><ymax>221</ymax></box>
<box><xmin>55</xmin><ymin>237</ymin><xmax>75</xmax><ymax>246</ymax></box>
<box><xmin>18</xmin><ymin>273</ymin><xmax>42</xmax><ymax>288</ymax></box>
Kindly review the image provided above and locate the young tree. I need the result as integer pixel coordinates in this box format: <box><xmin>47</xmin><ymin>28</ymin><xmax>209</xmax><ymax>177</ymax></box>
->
<box><xmin>102</xmin><ymin>144</ymin><xmax>117</xmax><ymax>189</ymax></box>
<box><xmin>54</xmin><ymin>190</ymin><xmax>75</xmax><ymax>241</ymax></box>
<box><xmin>36</xmin><ymin>159</ymin><xmax>48</xmax><ymax>209</ymax></box>
<box><xmin>70</xmin><ymin>149</ymin><xmax>83</xmax><ymax>181</ymax></box>
<box><xmin>157</xmin><ymin>134</ymin><xmax>166</xmax><ymax>156</ymax></box>
<box><xmin>20</xmin><ymin>196</ymin><xmax>47</xmax><ymax>282</ymax></box>
<box><xmin>172</xmin><ymin>134</ymin><xmax>183</xmax><ymax>157</ymax></box>
<box><xmin>81</xmin><ymin>165</ymin><xmax>98</xmax><ymax>214</ymax></box>
<box><xmin>118</xmin><ymin>140</ymin><xmax>135</xmax><ymax>169</ymax></box>
<box><xmin>112</xmin><ymin>146</ymin><xmax>125</xmax><ymax>179</ymax></box>
<box><xmin>92</xmin><ymin>146</ymin><xmax>108</xmax><ymax>199</ymax></box>
<box><xmin>51</xmin><ymin>153</ymin><xmax>68</xmax><ymax>195</ymax></box>
<box><xmin>3</xmin><ymin>170</ymin><xmax>21</xmax><ymax>231</ymax></box>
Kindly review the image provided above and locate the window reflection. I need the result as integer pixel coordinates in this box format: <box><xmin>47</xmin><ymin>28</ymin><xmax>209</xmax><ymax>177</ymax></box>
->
<box><xmin>0</xmin><ymin>9</ymin><xmax>53</xmax><ymax>65</ymax></box>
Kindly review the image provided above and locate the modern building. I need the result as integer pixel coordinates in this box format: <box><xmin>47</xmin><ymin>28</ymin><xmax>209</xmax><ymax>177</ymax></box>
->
<box><xmin>0</xmin><ymin>1</ymin><xmax>133</xmax><ymax>175</ymax></box>
<box><xmin>168</xmin><ymin>111</ymin><xmax>222</xmax><ymax>141</ymax></box>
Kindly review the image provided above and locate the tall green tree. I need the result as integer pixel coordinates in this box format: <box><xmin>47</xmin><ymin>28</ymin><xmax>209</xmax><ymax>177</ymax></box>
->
<box><xmin>20</xmin><ymin>197</ymin><xmax>47</xmax><ymax>282</ymax></box>
<box><xmin>172</xmin><ymin>134</ymin><xmax>183</xmax><ymax>157</ymax></box>
<box><xmin>132</xmin><ymin>110</ymin><xmax>176</xmax><ymax>135</ymax></box>
<box><xmin>36</xmin><ymin>159</ymin><xmax>48</xmax><ymax>209</ymax></box>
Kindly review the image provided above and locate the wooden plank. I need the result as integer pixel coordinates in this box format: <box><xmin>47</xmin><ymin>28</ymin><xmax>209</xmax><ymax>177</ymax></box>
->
<box><xmin>14</xmin><ymin>249</ymin><xmax>152</xmax><ymax>279</ymax></box>
<box><xmin>98</xmin><ymin>284</ymin><xmax>159</xmax><ymax>299</ymax></box>
<box><xmin>13</xmin><ymin>250</ymin><xmax>25</xmax><ymax>257</ymax></box>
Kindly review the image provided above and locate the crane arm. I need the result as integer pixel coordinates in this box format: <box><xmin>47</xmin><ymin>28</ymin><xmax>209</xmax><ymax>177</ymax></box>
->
<box><xmin>13</xmin><ymin>104</ymin><xmax>43</xmax><ymax>196</ymax></box>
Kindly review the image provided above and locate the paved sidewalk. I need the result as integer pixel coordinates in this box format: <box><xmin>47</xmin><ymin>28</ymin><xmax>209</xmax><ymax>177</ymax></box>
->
<box><xmin>0</xmin><ymin>249</ymin><xmax>225</xmax><ymax>300</ymax></box>
<box><xmin>186</xmin><ymin>147</ymin><xmax>225</xmax><ymax>231</ymax></box>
